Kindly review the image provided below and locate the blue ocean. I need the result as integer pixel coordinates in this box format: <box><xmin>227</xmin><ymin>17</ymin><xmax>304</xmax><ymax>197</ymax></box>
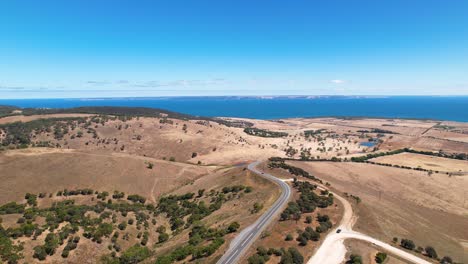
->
<box><xmin>0</xmin><ymin>96</ymin><xmax>467</xmax><ymax>122</ymax></box>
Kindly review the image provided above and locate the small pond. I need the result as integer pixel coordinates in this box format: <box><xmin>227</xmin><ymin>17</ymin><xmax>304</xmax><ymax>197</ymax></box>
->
<box><xmin>360</xmin><ymin>141</ymin><xmax>377</xmax><ymax>147</ymax></box>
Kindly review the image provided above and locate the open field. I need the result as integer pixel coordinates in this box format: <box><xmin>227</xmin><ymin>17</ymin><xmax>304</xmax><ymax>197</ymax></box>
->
<box><xmin>344</xmin><ymin>239</ymin><xmax>410</xmax><ymax>264</ymax></box>
<box><xmin>0</xmin><ymin>148</ymin><xmax>214</xmax><ymax>204</ymax></box>
<box><xmin>424</xmin><ymin>129</ymin><xmax>468</xmax><ymax>143</ymax></box>
<box><xmin>0</xmin><ymin>148</ymin><xmax>280</xmax><ymax>263</ymax></box>
<box><xmin>370</xmin><ymin>152</ymin><xmax>468</xmax><ymax>173</ymax></box>
<box><xmin>0</xmin><ymin>113</ymin><xmax>94</xmax><ymax>124</ymax></box>
<box><xmin>287</xmin><ymin>161</ymin><xmax>468</xmax><ymax>263</ymax></box>
<box><xmin>0</xmin><ymin>115</ymin><xmax>367</xmax><ymax>164</ymax></box>
<box><xmin>380</xmin><ymin>134</ymin><xmax>468</xmax><ymax>154</ymax></box>
<box><xmin>0</xmin><ymin>110</ymin><xmax>467</xmax><ymax>263</ymax></box>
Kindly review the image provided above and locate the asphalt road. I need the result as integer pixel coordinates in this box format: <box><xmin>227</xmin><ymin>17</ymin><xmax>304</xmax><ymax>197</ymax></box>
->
<box><xmin>216</xmin><ymin>161</ymin><xmax>292</xmax><ymax>264</ymax></box>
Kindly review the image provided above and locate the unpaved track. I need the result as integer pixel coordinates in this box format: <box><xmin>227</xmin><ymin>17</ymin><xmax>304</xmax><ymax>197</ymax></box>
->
<box><xmin>307</xmin><ymin>188</ymin><xmax>432</xmax><ymax>264</ymax></box>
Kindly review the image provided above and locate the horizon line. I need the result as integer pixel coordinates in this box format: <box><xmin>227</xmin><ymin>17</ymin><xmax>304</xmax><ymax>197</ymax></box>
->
<box><xmin>1</xmin><ymin>95</ymin><xmax>468</xmax><ymax>100</ymax></box>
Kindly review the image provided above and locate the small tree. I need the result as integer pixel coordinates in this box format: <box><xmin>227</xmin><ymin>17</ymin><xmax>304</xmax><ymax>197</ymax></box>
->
<box><xmin>158</xmin><ymin>233</ymin><xmax>169</xmax><ymax>243</ymax></box>
<box><xmin>375</xmin><ymin>252</ymin><xmax>387</xmax><ymax>263</ymax></box>
<box><xmin>146</xmin><ymin>162</ymin><xmax>153</xmax><ymax>169</ymax></box>
<box><xmin>297</xmin><ymin>234</ymin><xmax>308</xmax><ymax>246</ymax></box>
<box><xmin>227</xmin><ymin>222</ymin><xmax>240</xmax><ymax>233</ymax></box>
<box><xmin>425</xmin><ymin>246</ymin><xmax>438</xmax><ymax>259</ymax></box>
<box><xmin>347</xmin><ymin>254</ymin><xmax>362</xmax><ymax>264</ymax></box>
<box><xmin>440</xmin><ymin>256</ymin><xmax>453</xmax><ymax>264</ymax></box>
<box><xmin>400</xmin><ymin>239</ymin><xmax>415</xmax><ymax>250</ymax></box>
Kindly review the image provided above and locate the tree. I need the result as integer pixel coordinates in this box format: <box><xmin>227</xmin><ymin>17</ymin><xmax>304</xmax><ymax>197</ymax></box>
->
<box><xmin>375</xmin><ymin>252</ymin><xmax>387</xmax><ymax>263</ymax></box>
<box><xmin>158</xmin><ymin>233</ymin><xmax>169</xmax><ymax>243</ymax></box>
<box><xmin>197</xmin><ymin>189</ymin><xmax>205</xmax><ymax>197</ymax></box>
<box><xmin>118</xmin><ymin>221</ymin><xmax>127</xmax><ymax>231</ymax></box>
<box><xmin>119</xmin><ymin>244</ymin><xmax>151</xmax><ymax>264</ymax></box>
<box><xmin>346</xmin><ymin>254</ymin><xmax>362</xmax><ymax>264</ymax></box>
<box><xmin>288</xmin><ymin>247</ymin><xmax>304</xmax><ymax>264</ymax></box>
<box><xmin>281</xmin><ymin>248</ymin><xmax>303</xmax><ymax>264</ymax></box>
<box><xmin>440</xmin><ymin>256</ymin><xmax>453</xmax><ymax>264</ymax></box>
<box><xmin>425</xmin><ymin>246</ymin><xmax>438</xmax><ymax>259</ymax></box>
<box><xmin>285</xmin><ymin>234</ymin><xmax>293</xmax><ymax>241</ymax></box>
<box><xmin>248</xmin><ymin>254</ymin><xmax>267</xmax><ymax>264</ymax></box>
<box><xmin>305</xmin><ymin>216</ymin><xmax>312</xmax><ymax>224</ymax></box>
<box><xmin>227</xmin><ymin>222</ymin><xmax>240</xmax><ymax>233</ymax></box>
<box><xmin>33</xmin><ymin>246</ymin><xmax>47</xmax><ymax>260</ymax></box>
<box><xmin>400</xmin><ymin>239</ymin><xmax>415</xmax><ymax>250</ymax></box>
<box><xmin>297</xmin><ymin>234</ymin><xmax>308</xmax><ymax>246</ymax></box>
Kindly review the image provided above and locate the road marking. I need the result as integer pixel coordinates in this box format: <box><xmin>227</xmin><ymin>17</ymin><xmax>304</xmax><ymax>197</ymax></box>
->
<box><xmin>224</xmin><ymin>249</ymin><xmax>238</xmax><ymax>264</ymax></box>
<box><xmin>217</xmin><ymin>161</ymin><xmax>292</xmax><ymax>264</ymax></box>
<box><xmin>241</xmin><ymin>232</ymin><xmax>254</xmax><ymax>247</ymax></box>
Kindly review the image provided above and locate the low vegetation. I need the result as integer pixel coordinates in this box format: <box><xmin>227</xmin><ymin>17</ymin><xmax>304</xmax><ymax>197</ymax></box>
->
<box><xmin>280</xmin><ymin>179</ymin><xmax>333</xmax><ymax>222</ymax></box>
<box><xmin>247</xmin><ymin>246</ymin><xmax>304</xmax><ymax>264</ymax></box>
<box><xmin>244</xmin><ymin>127</ymin><xmax>288</xmax><ymax>138</ymax></box>
<box><xmin>346</xmin><ymin>254</ymin><xmax>362</xmax><ymax>264</ymax></box>
<box><xmin>268</xmin><ymin>158</ymin><xmax>323</xmax><ymax>184</ymax></box>
<box><xmin>0</xmin><ymin>184</ymin><xmax>253</xmax><ymax>263</ymax></box>
<box><xmin>393</xmin><ymin>237</ymin><xmax>456</xmax><ymax>263</ymax></box>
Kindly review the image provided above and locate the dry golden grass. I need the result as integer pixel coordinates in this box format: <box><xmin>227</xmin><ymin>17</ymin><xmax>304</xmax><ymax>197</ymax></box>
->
<box><xmin>2</xmin><ymin>115</ymin><xmax>367</xmax><ymax>165</ymax></box>
<box><xmin>0</xmin><ymin>114</ymin><xmax>94</xmax><ymax>124</ymax></box>
<box><xmin>288</xmin><ymin>161</ymin><xmax>468</xmax><ymax>263</ymax></box>
<box><xmin>1</xmin><ymin>114</ymin><xmax>467</xmax><ymax>263</ymax></box>
<box><xmin>424</xmin><ymin>129</ymin><xmax>468</xmax><ymax>143</ymax></box>
<box><xmin>381</xmin><ymin>134</ymin><xmax>468</xmax><ymax>154</ymax></box>
<box><xmin>370</xmin><ymin>152</ymin><xmax>468</xmax><ymax>173</ymax></box>
<box><xmin>344</xmin><ymin>239</ymin><xmax>410</xmax><ymax>264</ymax></box>
<box><xmin>0</xmin><ymin>148</ymin><xmax>214</xmax><ymax>204</ymax></box>
<box><xmin>0</xmin><ymin>149</ymin><xmax>280</xmax><ymax>264</ymax></box>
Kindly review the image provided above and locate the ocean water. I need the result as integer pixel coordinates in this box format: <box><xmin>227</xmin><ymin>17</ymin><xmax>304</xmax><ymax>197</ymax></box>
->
<box><xmin>0</xmin><ymin>96</ymin><xmax>467</xmax><ymax>122</ymax></box>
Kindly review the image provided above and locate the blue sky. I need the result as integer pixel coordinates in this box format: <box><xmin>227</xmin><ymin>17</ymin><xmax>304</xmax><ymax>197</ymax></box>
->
<box><xmin>1</xmin><ymin>0</ymin><xmax>468</xmax><ymax>98</ymax></box>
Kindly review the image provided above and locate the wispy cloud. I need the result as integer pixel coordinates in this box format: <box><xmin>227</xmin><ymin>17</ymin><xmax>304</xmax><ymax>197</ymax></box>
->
<box><xmin>0</xmin><ymin>85</ymin><xmax>26</xmax><ymax>90</ymax></box>
<box><xmin>330</xmin><ymin>79</ymin><xmax>346</xmax><ymax>84</ymax></box>
<box><xmin>82</xmin><ymin>79</ymin><xmax>228</xmax><ymax>89</ymax></box>
<box><xmin>86</xmin><ymin>80</ymin><xmax>110</xmax><ymax>85</ymax></box>
<box><xmin>129</xmin><ymin>79</ymin><xmax>228</xmax><ymax>88</ymax></box>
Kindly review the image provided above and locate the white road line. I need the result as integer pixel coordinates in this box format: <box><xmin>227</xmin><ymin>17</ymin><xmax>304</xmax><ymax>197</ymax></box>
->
<box><xmin>241</xmin><ymin>233</ymin><xmax>254</xmax><ymax>246</ymax></box>
<box><xmin>225</xmin><ymin>249</ymin><xmax>238</xmax><ymax>264</ymax></box>
<box><xmin>217</xmin><ymin>161</ymin><xmax>292</xmax><ymax>264</ymax></box>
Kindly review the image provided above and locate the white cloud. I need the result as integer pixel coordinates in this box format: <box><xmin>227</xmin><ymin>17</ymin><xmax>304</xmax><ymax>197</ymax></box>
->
<box><xmin>330</xmin><ymin>79</ymin><xmax>346</xmax><ymax>84</ymax></box>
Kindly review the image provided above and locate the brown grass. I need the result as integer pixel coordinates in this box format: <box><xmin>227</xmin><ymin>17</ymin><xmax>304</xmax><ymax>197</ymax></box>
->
<box><xmin>0</xmin><ymin>114</ymin><xmax>94</xmax><ymax>124</ymax></box>
<box><xmin>370</xmin><ymin>152</ymin><xmax>468</xmax><ymax>173</ymax></box>
<box><xmin>0</xmin><ymin>148</ymin><xmax>213</xmax><ymax>204</ymax></box>
<box><xmin>0</xmin><ymin>148</ymin><xmax>281</xmax><ymax>264</ymax></box>
<box><xmin>344</xmin><ymin>239</ymin><xmax>410</xmax><ymax>264</ymax></box>
<box><xmin>287</xmin><ymin>161</ymin><xmax>468</xmax><ymax>263</ymax></box>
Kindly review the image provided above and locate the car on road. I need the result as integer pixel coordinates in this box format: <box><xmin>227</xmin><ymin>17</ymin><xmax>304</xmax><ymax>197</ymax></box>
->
<box><xmin>336</xmin><ymin>229</ymin><xmax>342</xmax><ymax>233</ymax></box>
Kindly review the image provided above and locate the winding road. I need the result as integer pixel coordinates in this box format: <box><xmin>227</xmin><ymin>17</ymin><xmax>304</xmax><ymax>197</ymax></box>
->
<box><xmin>216</xmin><ymin>161</ymin><xmax>292</xmax><ymax>264</ymax></box>
<box><xmin>218</xmin><ymin>161</ymin><xmax>432</xmax><ymax>264</ymax></box>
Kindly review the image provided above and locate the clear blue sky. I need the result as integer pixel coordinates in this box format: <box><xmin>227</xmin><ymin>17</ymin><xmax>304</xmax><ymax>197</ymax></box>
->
<box><xmin>1</xmin><ymin>0</ymin><xmax>468</xmax><ymax>98</ymax></box>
